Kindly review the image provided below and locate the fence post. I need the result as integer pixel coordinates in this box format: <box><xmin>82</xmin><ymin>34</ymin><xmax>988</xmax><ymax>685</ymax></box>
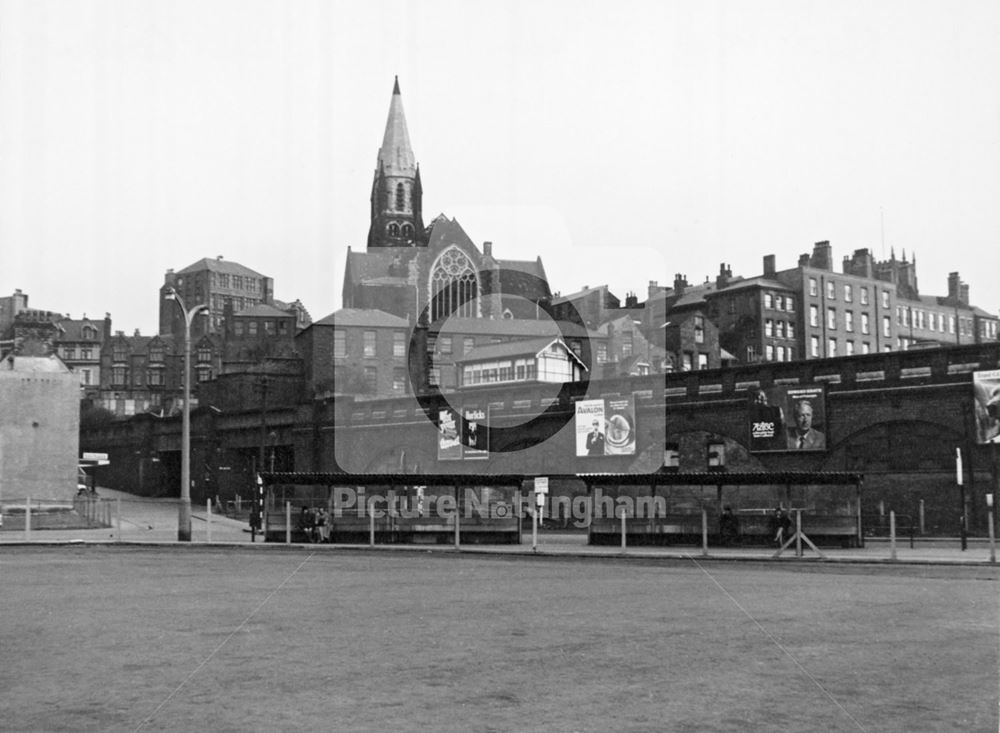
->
<box><xmin>116</xmin><ymin>498</ymin><xmax>122</xmax><ymax>542</ymax></box>
<box><xmin>206</xmin><ymin>499</ymin><xmax>212</xmax><ymax>543</ymax></box>
<box><xmin>25</xmin><ymin>497</ymin><xmax>31</xmax><ymax>540</ymax></box>
<box><xmin>795</xmin><ymin>510</ymin><xmax>802</xmax><ymax>558</ymax></box>
<box><xmin>454</xmin><ymin>498</ymin><xmax>461</xmax><ymax>551</ymax></box>
<box><xmin>701</xmin><ymin>508</ymin><xmax>708</xmax><ymax>557</ymax></box>
<box><xmin>620</xmin><ymin>507</ymin><xmax>626</xmax><ymax>553</ymax></box>
<box><xmin>889</xmin><ymin>510</ymin><xmax>897</xmax><ymax>561</ymax></box>
<box><xmin>369</xmin><ymin>499</ymin><xmax>375</xmax><ymax>547</ymax></box>
<box><xmin>988</xmin><ymin>511</ymin><xmax>996</xmax><ymax>564</ymax></box>
<box><xmin>919</xmin><ymin>500</ymin><xmax>925</xmax><ymax>535</ymax></box>
<box><xmin>285</xmin><ymin>501</ymin><xmax>291</xmax><ymax>544</ymax></box>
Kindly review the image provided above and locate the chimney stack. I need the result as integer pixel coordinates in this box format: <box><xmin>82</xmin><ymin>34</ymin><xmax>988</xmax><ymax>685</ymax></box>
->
<box><xmin>763</xmin><ymin>254</ymin><xmax>776</xmax><ymax>277</ymax></box>
<box><xmin>673</xmin><ymin>273</ymin><xmax>687</xmax><ymax>296</ymax></box>
<box><xmin>716</xmin><ymin>263</ymin><xmax>732</xmax><ymax>290</ymax></box>
<box><xmin>483</xmin><ymin>241</ymin><xmax>493</xmax><ymax>257</ymax></box>
<box><xmin>810</xmin><ymin>241</ymin><xmax>833</xmax><ymax>271</ymax></box>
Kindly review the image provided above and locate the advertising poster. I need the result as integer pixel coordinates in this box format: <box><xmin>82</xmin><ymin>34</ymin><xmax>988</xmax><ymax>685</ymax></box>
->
<box><xmin>436</xmin><ymin>406</ymin><xmax>462</xmax><ymax>461</ymax></box>
<box><xmin>575</xmin><ymin>399</ymin><xmax>606</xmax><ymax>457</ymax></box>
<box><xmin>749</xmin><ymin>385</ymin><xmax>827</xmax><ymax>452</ymax></box>
<box><xmin>973</xmin><ymin>369</ymin><xmax>1000</xmax><ymax>444</ymax></box>
<box><xmin>461</xmin><ymin>403</ymin><xmax>489</xmax><ymax>459</ymax></box>
<box><xmin>575</xmin><ymin>396</ymin><xmax>637</xmax><ymax>457</ymax></box>
<box><xmin>604</xmin><ymin>396</ymin><xmax>636</xmax><ymax>456</ymax></box>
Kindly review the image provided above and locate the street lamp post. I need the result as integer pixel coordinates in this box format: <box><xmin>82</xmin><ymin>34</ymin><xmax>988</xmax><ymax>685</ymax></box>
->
<box><xmin>165</xmin><ymin>287</ymin><xmax>209</xmax><ymax>542</ymax></box>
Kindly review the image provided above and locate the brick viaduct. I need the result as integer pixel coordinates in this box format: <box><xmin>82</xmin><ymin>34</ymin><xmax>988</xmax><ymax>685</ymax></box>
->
<box><xmin>82</xmin><ymin>342</ymin><xmax>1000</xmax><ymax>534</ymax></box>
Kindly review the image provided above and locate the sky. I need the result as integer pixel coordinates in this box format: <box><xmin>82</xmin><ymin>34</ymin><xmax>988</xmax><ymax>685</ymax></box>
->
<box><xmin>2</xmin><ymin>0</ymin><xmax>999</xmax><ymax>335</ymax></box>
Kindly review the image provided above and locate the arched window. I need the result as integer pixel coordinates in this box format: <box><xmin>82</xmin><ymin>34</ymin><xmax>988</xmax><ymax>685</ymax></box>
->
<box><xmin>401</xmin><ymin>224</ymin><xmax>413</xmax><ymax>239</ymax></box>
<box><xmin>388</xmin><ymin>223</ymin><xmax>400</xmax><ymax>237</ymax></box>
<box><xmin>430</xmin><ymin>247</ymin><xmax>479</xmax><ymax>321</ymax></box>
<box><xmin>395</xmin><ymin>183</ymin><xmax>405</xmax><ymax>211</ymax></box>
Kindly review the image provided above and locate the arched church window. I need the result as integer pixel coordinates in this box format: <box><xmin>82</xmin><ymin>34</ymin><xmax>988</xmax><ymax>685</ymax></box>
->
<box><xmin>395</xmin><ymin>183</ymin><xmax>405</xmax><ymax>211</ymax></box>
<box><xmin>388</xmin><ymin>223</ymin><xmax>400</xmax><ymax>237</ymax></box>
<box><xmin>402</xmin><ymin>224</ymin><xmax>413</xmax><ymax>239</ymax></box>
<box><xmin>430</xmin><ymin>247</ymin><xmax>479</xmax><ymax>321</ymax></box>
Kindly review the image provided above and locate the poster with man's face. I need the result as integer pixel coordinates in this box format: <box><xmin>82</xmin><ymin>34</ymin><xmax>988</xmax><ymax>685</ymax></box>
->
<box><xmin>749</xmin><ymin>385</ymin><xmax>827</xmax><ymax>452</ymax></box>
<box><xmin>973</xmin><ymin>370</ymin><xmax>1000</xmax><ymax>444</ymax></box>
<box><xmin>575</xmin><ymin>396</ymin><xmax>636</xmax><ymax>457</ymax></box>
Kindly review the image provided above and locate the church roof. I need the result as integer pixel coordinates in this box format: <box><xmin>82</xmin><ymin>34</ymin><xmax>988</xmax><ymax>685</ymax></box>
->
<box><xmin>312</xmin><ymin>309</ymin><xmax>410</xmax><ymax>328</ymax></box>
<box><xmin>377</xmin><ymin>76</ymin><xmax>416</xmax><ymax>177</ymax></box>
<box><xmin>433</xmin><ymin>317</ymin><xmax>597</xmax><ymax>339</ymax></box>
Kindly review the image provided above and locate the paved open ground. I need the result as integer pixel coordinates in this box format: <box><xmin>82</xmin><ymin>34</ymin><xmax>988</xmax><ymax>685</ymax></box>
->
<box><xmin>1</xmin><ymin>545</ymin><xmax>997</xmax><ymax>733</ymax></box>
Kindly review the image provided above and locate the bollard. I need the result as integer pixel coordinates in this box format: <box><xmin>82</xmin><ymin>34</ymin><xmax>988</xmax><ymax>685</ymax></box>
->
<box><xmin>206</xmin><ymin>499</ymin><xmax>212</xmax><ymax>543</ymax></box>
<box><xmin>286</xmin><ymin>501</ymin><xmax>292</xmax><ymax>544</ymax></box>
<box><xmin>889</xmin><ymin>510</ymin><xmax>897</xmax><ymax>561</ymax></box>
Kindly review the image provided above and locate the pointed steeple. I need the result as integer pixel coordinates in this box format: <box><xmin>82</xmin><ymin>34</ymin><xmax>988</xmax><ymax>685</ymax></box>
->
<box><xmin>367</xmin><ymin>77</ymin><xmax>426</xmax><ymax>249</ymax></box>
<box><xmin>376</xmin><ymin>76</ymin><xmax>416</xmax><ymax>178</ymax></box>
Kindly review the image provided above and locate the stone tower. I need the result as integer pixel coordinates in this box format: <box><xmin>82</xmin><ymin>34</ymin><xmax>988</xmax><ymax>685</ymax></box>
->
<box><xmin>366</xmin><ymin>77</ymin><xmax>427</xmax><ymax>248</ymax></box>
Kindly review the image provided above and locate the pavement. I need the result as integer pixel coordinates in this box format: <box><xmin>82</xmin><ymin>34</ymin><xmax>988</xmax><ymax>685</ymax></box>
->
<box><xmin>2</xmin><ymin>487</ymin><xmax>997</xmax><ymax>567</ymax></box>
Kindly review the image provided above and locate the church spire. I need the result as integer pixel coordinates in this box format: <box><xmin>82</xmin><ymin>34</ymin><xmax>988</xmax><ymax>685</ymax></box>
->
<box><xmin>367</xmin><ymin>77</ymin><xmax>426</xmax><ymax>249</ymax></box>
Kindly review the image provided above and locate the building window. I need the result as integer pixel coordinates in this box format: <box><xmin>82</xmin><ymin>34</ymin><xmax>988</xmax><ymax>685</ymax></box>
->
<box><xmin>364</xmin><ymin>366</ymin><xmax>378</xmax><ymax>392</ymax></box>
<box><xmin>264</xmin><ymin>320</ymin><xmax>275</xmax><ymax>336</ymax></box>
<box><xmin>765</xmin><ymin>319</ymin><xmax>774</xmax><ymax>337</ymax></box>
<box><xmin>62</xmin><ymin>346</ymin><xmax>76</xmax><ymax>360</ymax></box>
<box><xmin>113</xmin><ymin>344</ymin><xmax>127</xmax><ymax>362</ymax></box>
<box><xmin>395</xmin><ymin>183</ymin><xmax>405</xmax><ymax>211</ymax></box>
<box><xmin>785</xmin><ymin>296</ymin><xmax>794</xmax><ymax>312</ymax></box>
<box><xmin>112</xmin><ymin>366</ymin><xmax>127</xmax><ymax>385</ymax></box>
<box><xmin>765</xmin><ymin>344</ymin><xmax>774</xmax><ymax>361</ymax></box>
<box><xmin>463</xmin><ymin>337</ymin><xmax>475</xmax><ymax>355</ymax></box>
<box><xmin>80</xmin><ymin>369</ymin><xmax>92</xmax><ymax>386</ymax></box>
<box><xmin>861</xmin><ymin>313</ymin><xmax>870</xmax><ymax>334</ymax></box>
<box><xmin>197</xmin><ymin>347</ymin><xmax>211</xmax><ymax>363</ymax></box>
<box><xmin>388</xmin><ymin>223</ymin><xmax>400</xmax><ymax>237</ymax></box>
<box><xmin>148</xmin><ymin>369</ymin><xmax>163</xmax><ymax>386</ymax></box>
<box><xmin>234</xmin><ymin>321</ymin><xmax>244</xmax><ymax>336</ymax></box>
<box><xmin>596</xmin><ymin>344</ymin><xmax>607</xmax><ymax>363</ymax></box>
<box><xmin>775</xmin><ymin>295</ymin><xmax>783</xmax><ymax>310</ymax></box>
<box><xmin>363</xmin><ymin>331</ymin><xmax>376</xmax><ymax>357</ymax></box>
<box><xmin>248</xmin><ymin>321</ymin><xmax>258</xmax><ymax>336</ymax></box>
<box><xmin>278</xmin><ymin>320</ymin><xmax>289</xmax><ymax>336</ymax></box>
<box><xmin>697</xmin><ymin>353</ymin><xmax>708</xmax><ymax>369</ymax></box>
<box><xmin>860</xmin><ymin>287</ymin><xmax>869</xmax><ymax>305</ymax></box>
<box><xmin>845</xmin><ymin>340</ymin><xmax>854</xmax><ymax>356</ymax></box>
<box><xmin>694</xmin><ymin>316</ymin><xmax>704</xmax><ymax>343</ymax></box>
<box><xmin>827</xmin><ymin>307</ymin><xmax>837</xmax><ymax>329</ymax></box>
<box><xmin>82</xmin><ymin>326</ymin><xmax>96</xmax><ymax>340</ymax></box>
<box><xmin>882</xmin><ymin>316</ymin><xmax>891</xmax><ymax>337</ymax></box>
<box><xmin>764</xmin><ymin>293</ymin><xmax>773</xmax><ymax>309</ymax></box>
<box><xmin>392</xmin><ymin>367</ymin><xmax>407</xmax><ymax>393</ymax></box>
<box><xmin>845</xmin><ymin>311</ymin><xmax>854</xmax><ymax>332</ymax></box>
<box><xmin>439</xmin><ymin>336</ymin><xmax>452</xmax><ymax>354</ymax></box>
<box><xmin>81</xmin><ymin>346</ymin><xmax>92</xmax><ymax>360</ymax></box>
<box><xmin>828</xmin><ymin>338</ymin><xmax>837</xmax><ymax>357</ymax></box>
<box><xmin>844</xmin><ymin>284</ymin><xmax>853</xmax><ymax>302</ymax></box>
<box><xmin>682</xmin><ymin>352</ymin><xmax>693</xmax><ymax>371</ymax></box>
<box><xmin>809</xmin><ymin>305</ymin><xmax>819</xmax><ymax>327</ymax></box>
<box><xmin>809</xmin><ymin>278</ymin><xmax>818</xmax><ymax>296</ymax></box>
<box><xmin>882</xmin><ymin>290</ymin><xmax>890</xmax><ymax>309</ymax></box>
<box><xmin>334</xmin><ymin>331</ymin><xmax>346</xmax><ymax>358</ymax></box>
<box><xmin>810</xmin><ymin>336</ymin><xmax>819</xmax><ymax>357</ymax></box>
<box><xmin>621</xmin><ymin>333</ymin><xmax>633</xmax><ymax>357</ymax></box>
<box><xmin>826</xmin><ymin>281</ymin><xmax>835</xmax><ymax>299</ymax></box>
<box><xmin>861</xmin><ymin>342</ymin><xmax>870</xmax><ymax>354</ymax></box>
<box><xmin>393</xmin><ymin>331</ymin><xmax>406</xmax><ymax>358</ymax></box>
<box><xmin>149</xmin><ymin>346</ymin><xmax>163</xmax><ymax>363</ymax></box>
<box><xmin>430</xmin><ymin>247</ymin><xmax>479</xmax><ymax>321</ymax></box>
<box><xmin>402</xmin><ymin>224</ymin><xmax>413</xmax><ymax>239</ymax></box>
<box><xmin>776</xmin><ymin>345</ymin><xmax>785</xmax><ymax>361</ymax></box>
<box><xmin>786</xmin><ymin>322</ymin><xmax>794</xmax><ymax>340</ymax></box>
